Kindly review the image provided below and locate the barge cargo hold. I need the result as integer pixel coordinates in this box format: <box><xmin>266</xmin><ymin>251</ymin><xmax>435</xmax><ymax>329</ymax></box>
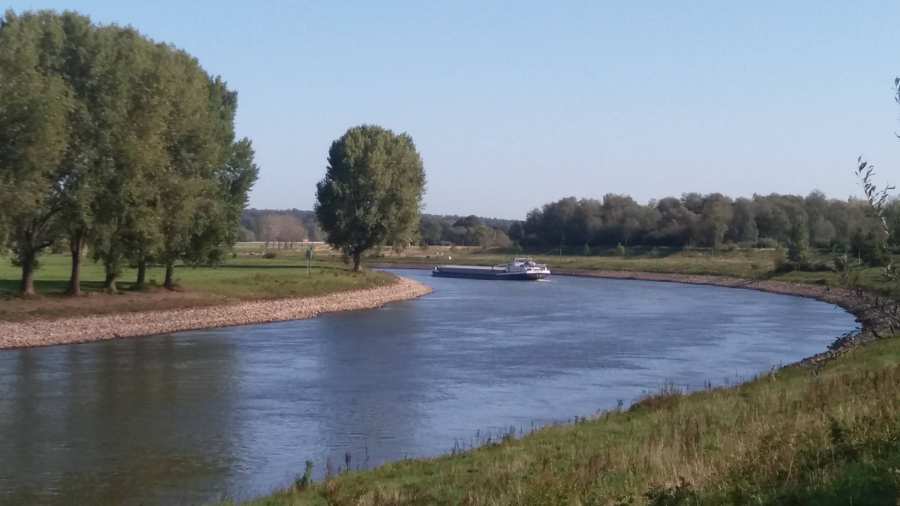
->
<box><xmin>432</xmin><ymin>258</ymin><xmax>550</xmax><ymax>281</ymax></box>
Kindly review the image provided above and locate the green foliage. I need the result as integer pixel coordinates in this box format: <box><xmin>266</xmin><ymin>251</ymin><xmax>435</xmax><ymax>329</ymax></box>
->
<box><xmin>850</xmin><ymin>228</ymin><xmax>890</xmax><ymax>267</ymax></box>
<box><xmin>0</xmin><ymin>10</ymin><xmax>75</xmax><ymax>294</ymax></box>
<box><xmin>0</xmin><ymin>10</ymin><xmax>257</xmax><ymax>295</ymax></box>
<box><xmin>521</xmin><ymin>192</ymin><xmax>883</xmax><ymax>255</ymax></box>
<box><xmin>315</xmin><ymin>125</ymin><xmax>425</xmax><ymax>271</ymax></box>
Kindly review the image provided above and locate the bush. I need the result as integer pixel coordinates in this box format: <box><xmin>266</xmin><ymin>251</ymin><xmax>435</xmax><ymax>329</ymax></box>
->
<box><xmin>262</xmin><ymin>251</ymin><xmax>277</xmax><ymax>259</ymax></box>
<box><xmin>615</xmin><ymin>243</ymin><xmax>627</xmax><ymax>257</ymax></box>
<box><xmin>772</xmin><ymin>246</ymin><xmax>788</xmax><ymax>272</ymax></box>
<box><xmin>787</xmin><ymin>240</ymin><xmax>810</xmax><ymax>264</ymax></box>
<box><xmin>756</xmin><ymin>237</ymin><xmax>780</xmax><ymax>249</ymax></box>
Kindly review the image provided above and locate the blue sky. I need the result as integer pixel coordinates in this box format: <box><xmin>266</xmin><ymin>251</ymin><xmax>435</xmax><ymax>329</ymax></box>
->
<box><xmin>8</xmin><ymin>1</ymin><xmax>900</xmax><ymax>218</ymax></box>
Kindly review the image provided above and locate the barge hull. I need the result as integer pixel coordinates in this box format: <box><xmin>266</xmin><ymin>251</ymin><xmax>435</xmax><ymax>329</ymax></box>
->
<box><xmin>432</xmin><ymin>266</ymin><xmax>548</xmax><ymax>281</ymax></box>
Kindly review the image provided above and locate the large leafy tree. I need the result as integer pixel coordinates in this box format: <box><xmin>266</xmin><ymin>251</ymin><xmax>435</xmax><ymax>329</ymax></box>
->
<box><xmin>88</xmin><ymin>26</ymin><xmax>169</xmax><ymax>293</ymax></box>
<box><xmin>184</xmin><ymin>137</ymin><xmax>260</xmax><ymax>268</ymax></box>
<box><xmin>0</xmin><ymin>11</ymin><xmax>74</xmax><ymax>295</ymax></box>
<box><xmin>155</xmin><ymin>68</ymin><xmax>236</xmax><ymax>289</ymax></box>
<box><xmin>315</xmin><ymin>125</ymin><xmax>426</xmax><ymax>271</ymax></box>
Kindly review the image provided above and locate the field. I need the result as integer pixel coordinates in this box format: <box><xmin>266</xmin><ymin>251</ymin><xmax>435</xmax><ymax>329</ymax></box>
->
<box><xmin>0</xmin><ymin>248</ymin><xmax>390</xmax><ymax>322</ymax></box>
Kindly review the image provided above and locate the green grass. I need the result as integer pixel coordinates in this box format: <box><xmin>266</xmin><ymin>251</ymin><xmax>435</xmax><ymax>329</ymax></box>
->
<box><xmin>230</xmin><ymin>336</ymin><xmax>900</xmax><ymax>506</ymax></box>
<box><xmin>373</xmin><ymin>246</ymin><xmax>899</xmax><ymax>294</ymax></box>
<box><xmin>0</xmin><ymin>253</ymin><xmax>392</xmax><ymax>321</ymax></box>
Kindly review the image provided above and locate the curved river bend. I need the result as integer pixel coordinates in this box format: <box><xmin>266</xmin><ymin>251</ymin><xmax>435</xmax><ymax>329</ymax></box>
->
<box><xmin>0</xmin><ymin>269</ymin><xmax>856</xmax><ymax>505</ymax></box>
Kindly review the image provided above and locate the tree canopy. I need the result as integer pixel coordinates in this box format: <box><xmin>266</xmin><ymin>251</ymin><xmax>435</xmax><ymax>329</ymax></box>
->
<box><xmin>0</xmin><ymin>10</ymin><xmax>258</xmax><ymax>295</ymax></box>
<box><xmin>315</xmin><ymin>125</ymin><xmax>425</xmax><ymax>271</ymax></box>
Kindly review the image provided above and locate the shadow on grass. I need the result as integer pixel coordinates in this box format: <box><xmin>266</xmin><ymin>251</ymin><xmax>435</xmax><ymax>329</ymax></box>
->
<box><xmin>0</xmin><ymin>280</ymin><xmax>133</xmax><ymax>297</ymax></box>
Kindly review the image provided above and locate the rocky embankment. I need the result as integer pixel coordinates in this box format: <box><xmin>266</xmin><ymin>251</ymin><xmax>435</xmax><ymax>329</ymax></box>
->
<box><xmin>0</xmin><ymin>276</ymin><xmax>432</xmax><ymax>350</ymax></box>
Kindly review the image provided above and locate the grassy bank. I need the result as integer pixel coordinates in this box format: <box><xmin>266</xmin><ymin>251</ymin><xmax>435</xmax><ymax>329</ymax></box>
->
<box><xmin>233</xmin><ymin>336</ymin><xmax>900</xmax><ymax>506</ymax></box>
<box><xmin>0</xmin><ymin>253</ymin><xmax>391</xmax><ymax>322</ymax></box>
<box><xmin>371</xmin><ymin>246</ymin><xmax>899</xmax><ymax>295</ymax></box>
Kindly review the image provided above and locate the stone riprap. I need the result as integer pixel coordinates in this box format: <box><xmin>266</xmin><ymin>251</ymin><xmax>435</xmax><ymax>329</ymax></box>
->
<box><xmin>0</xmin><ymin>276</ymin><xmax>432</xmax><ymax>349</ymax></box>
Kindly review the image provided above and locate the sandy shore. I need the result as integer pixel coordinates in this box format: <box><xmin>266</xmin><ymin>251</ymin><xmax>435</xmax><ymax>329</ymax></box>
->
<box><xmin>0</xmin><ymin>276</ymin><xmax>432</xmax><ymax>350</ymax></box>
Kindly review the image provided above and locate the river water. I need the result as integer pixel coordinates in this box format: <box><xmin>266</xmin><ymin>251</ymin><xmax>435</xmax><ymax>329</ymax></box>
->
<box><xmin>0</xmin><ymin>269</ymin><xmax>856</xmax><ymax>505</ymax></box>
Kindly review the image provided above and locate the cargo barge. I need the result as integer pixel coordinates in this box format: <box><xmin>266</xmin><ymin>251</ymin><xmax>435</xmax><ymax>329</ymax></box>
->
<box><xmin>432</xmin><ymin>257</ymin><xmax>550</xmax><ymax>281</ymax></box>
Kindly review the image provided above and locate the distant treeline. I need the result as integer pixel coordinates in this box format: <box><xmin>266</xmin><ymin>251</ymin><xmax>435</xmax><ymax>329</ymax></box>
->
<box><xmin>516</xmin><ymin>192</ymin><xmax>899</xmax><ymax>263</ymax></box>
<box><xmin>419</xmin><ymin>214</ymin><xmax>517</xmax><ymax>248</ymax></box>
<box><xmin>240</xmin><ymin>209</ymin><xmax>323</xmax><ymax>245</ymax></box>
<box><xmin>241</xmin><ymin>210</ymin><xmax>517</xmax><ymax>249</ymax></box>
<box><xmin>245</xmin><ymin>191</ymin><xmax>900</xmax><ymax>265</ymax></box>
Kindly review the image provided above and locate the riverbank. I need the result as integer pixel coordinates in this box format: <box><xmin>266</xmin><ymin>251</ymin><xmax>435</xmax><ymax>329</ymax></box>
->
<box><xmin>234</xmin><ymin>334</ymin><xmax>900</xmax><ymax>506</ymax></box>
<box><xmin>0</xmin><ymin>275</ymin><xmax>431</xmax><ymax>349</ymax></box>
<box><xmin>0</xmin><ymin>254</ymin><xmax>392</xmax><ymax>322</ymax></box>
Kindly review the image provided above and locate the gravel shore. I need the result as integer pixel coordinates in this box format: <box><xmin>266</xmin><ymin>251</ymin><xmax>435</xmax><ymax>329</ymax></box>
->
<box><xmin>0</xmin><ymin>276</ymin><xmax>432</xmax><ymax>350</ymax></box>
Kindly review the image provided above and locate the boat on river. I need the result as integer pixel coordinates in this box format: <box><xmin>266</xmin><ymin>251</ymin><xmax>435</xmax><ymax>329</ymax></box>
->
<box><xmin>432</xmin><ymin>257</ymin><xmax>551</xmax><ymax>280</ymax></box>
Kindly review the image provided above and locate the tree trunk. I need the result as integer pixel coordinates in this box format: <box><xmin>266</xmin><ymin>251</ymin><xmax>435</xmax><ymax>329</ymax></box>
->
<box><xmin>136</xmin><ymin>259</ymin><xmax>147</xmax><ymax>289</ymax></box>
<box><xmin>20</xmin><ymin>252</ymin><xmax>36</xmax><ymax>296</ymax></box>
<box><xmin>66</xmin><ymin>233</ymin><xmax>84</xmax><ymax>296</ymax></box>
<box><xmin>164</xmin><ymin>263</ymin><xmax>175</xmax><ymax>290</ymax></box>
<box><xmin>104</xmin><ymin>266</ymin><xmax>118</xmax><ymax>294</ymax></box>
<box><xmin>352</xmin><ymin>252</ymin><xmax>362</xmax><ymax>272</ymax></box>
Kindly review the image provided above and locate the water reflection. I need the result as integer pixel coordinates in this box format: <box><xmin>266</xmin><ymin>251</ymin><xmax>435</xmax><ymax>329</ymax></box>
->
<box><xmin>0</xmin><ymin>270</ymin><xmax>857</xmax><ymax>505</ymax></box>
<box><xmin>0</xmin><ymin>337</ymin><xmax>239</xmax><ymax>505</ymax></box>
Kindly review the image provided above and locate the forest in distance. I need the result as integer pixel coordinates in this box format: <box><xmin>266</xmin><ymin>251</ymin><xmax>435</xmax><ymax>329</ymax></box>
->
<box><xmin>244</xmin><ymin>190</ymin><xmax>900</xmax><ymax>267</ymax></box>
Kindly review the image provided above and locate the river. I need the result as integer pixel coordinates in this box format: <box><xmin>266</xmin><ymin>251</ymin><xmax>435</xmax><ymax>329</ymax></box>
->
<box><xmin>0</xmin><ymin>269</ymin><xmax>857</xmax><ymax>505</ymax></box>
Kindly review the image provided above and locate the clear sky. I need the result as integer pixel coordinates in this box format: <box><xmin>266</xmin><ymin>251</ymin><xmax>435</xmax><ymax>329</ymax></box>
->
<box><xmin>8</xmin><ymin>1</ymin><xmax>900</xmax><ymax>219</ymax></box>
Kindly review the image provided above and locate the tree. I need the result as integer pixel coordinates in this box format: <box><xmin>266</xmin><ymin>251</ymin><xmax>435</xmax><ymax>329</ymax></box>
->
<box><xmin>88</xmin><ymin>25</ymin><xmax>169</xmax><ymax>293</ymax></box>
<box><xmin>315</xmin><ymin>125</ymin><xmax>426</xmax><ymax>271</ymax></box>
<box><xmin>0</xmin><ymin>11</ymin><xmax>74</xmax><ymax>295</ymax></box>
<box><xmin>727</xmin><ymin>198</ymin><xmax>757</xmax><ymax>244</ymax></box>
<box><xmin>155</xmin><ymin>59</ymin><xmax>234</xmax><ymax>289</ymax></box>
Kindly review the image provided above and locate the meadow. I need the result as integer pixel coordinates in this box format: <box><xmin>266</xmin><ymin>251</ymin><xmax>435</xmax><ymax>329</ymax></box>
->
<box><xmin>0</xmin><ymin>246</ymin><xmax>390</xmax><ymax>322</ymax></box>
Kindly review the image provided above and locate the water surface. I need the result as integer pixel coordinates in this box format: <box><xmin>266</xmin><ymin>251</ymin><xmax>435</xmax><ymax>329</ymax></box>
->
<box><xmin>0</xmin><ymin>269</ymin><xmax>856</xmax><ymax>505</ymax></box>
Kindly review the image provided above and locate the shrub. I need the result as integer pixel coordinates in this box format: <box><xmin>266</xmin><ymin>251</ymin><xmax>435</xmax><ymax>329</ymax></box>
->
<box><xmin>262</xmin><ymin>251</ymin><xmax>277</xmax><ymax>259</ymax></box>
<box><xmin>756</xmin><ymin>237</ymin><xmax>780</xmax><ymax>249</ymax></box>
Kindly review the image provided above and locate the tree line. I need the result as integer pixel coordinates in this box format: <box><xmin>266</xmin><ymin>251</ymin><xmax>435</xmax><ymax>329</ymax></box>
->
<box><xmin>0</xmin><ymin>11</ymin><xmax>258</xmax><ymax>295</ymax></box>
<box><xmin>515</xmin><ymin>192</ymin><xmax>899</xmax><ymax>264</ymax></box>
<box><xmin>240</xmin><ymin>209</ymin><xmax>323</xmax><ymax>246</ymax></box>
<box><xmin>417</xmin><ymin>214</ymin><xmax>514</xmax><ymax>248</ymax></box>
